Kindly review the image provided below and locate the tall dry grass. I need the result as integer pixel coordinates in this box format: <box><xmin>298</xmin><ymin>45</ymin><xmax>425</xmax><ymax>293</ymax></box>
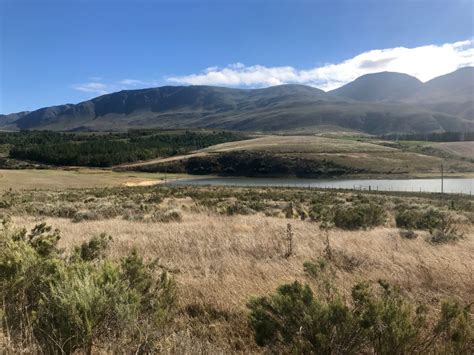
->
<box><xmin>12</xmin><ymin>211</ymin><xmax>474</xmax><ymax>309</ymax></box>
<box><xmin>4</xmin><ymin>202</ymin><xmax>473</xmax><ymax>352</ymax></box>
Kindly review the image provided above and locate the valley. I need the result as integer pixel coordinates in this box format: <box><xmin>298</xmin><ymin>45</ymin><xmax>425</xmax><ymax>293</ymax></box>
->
<box><xmin>3</xmin><ymin>1</ymin><xmax>474</xmax><ymax>353</ymax></box>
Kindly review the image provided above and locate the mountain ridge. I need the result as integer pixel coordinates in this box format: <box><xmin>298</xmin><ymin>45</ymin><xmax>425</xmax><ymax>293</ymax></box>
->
<box><xmin>1</xmin><ymin>67</ymin><xmax>473</xmax><ymax>134</ymax></box>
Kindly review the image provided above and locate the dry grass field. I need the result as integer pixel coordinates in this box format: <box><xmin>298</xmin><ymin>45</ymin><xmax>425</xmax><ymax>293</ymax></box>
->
<box><xmin>2</xmin><ymin>184</ymin><xmax>473</xmax><ymax>352</ymax></box>
<box><xmin>428</xmin><ymin>141</ymin><xmax>474</xmax><ymax>159</ymax></box>
<box><xmin>0</xmin><ymin>168</ymin><xmax>187</xmax><ymax>190</ymax></box>
<box><xmin>13</xmin><ymin>211</ymin><xmax>473</xmax><ymax>308</ymax></box>
<box><xmin>202</xmin><ymin>135</ymin><xmax>394</xmax><ymax>154</ymax></box>
<box><xmin>10</xmin><ymin>212</ymin><xmax>474</xmax><ymax>352</ymax></box>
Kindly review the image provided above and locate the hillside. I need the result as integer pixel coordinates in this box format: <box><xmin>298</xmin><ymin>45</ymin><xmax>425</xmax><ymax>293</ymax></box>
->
<box><xmin>329</xmin><ymin>72</ymin><xmax>423</xmax><ymax>101</ymax></box>
<box><xmin>0</xmin><ymin>111</ymin><xmax>30</xmax><ymax>129</ymax></box>
<box><xmin>411</xmin><ymin>67</ymin><xmax>474</xmax><ymax>119</ymax></box>
<box><xmin>1</xmin><ymin>68</ymin><xmax>473</xmax><ymax>134</ymax></box>
<box><xmin>416</xmin><ymin>66</ymin><xmax>474</xmax><ymax>103</ymax></box>
<box><xmin>331</xmin><ymin>67</ymin><xmax>474</xmax><ymax>122</ymax></box>
<box><xmin>118</xmin><ymin>135</ymin><xmax>474</xmax><ymax>177</ymax></box>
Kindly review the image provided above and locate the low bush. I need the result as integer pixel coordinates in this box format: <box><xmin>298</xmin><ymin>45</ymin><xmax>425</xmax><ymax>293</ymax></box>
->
<box><xmin>333</xmin><ymin>202</ymin><xmax>386</xmax><ymax>230</ymax></box>
<box><xmin>429</xmin><ymin>213</ymin><xmax>463</xmax><ymax>244</ymax></box>
<box><xmin>73</xmin><ymin>233</ymin><xmax>112</xmax><ymax>261</ymax></box>
<box><xmin>395</xmin><ymin>207</ymin><xmax>444</xmax><ymax>231</ymax></box>
<box><xmin>399</xmin><ymin>229</ymin><xmax>418</xmax><ymax>239</ymax></box>
<box><xmin>0</xmin><ymin>220</ymin><xmax>176</xmax><ymax>353</ymax></box>
<box><xmin>72</xmin><ymin>210</ymin><xmax>101</xmax><ymax>223</ymax></box>
<box><xmin>224</xmin><ymin>202</ymin><xmax>256</xmax><ymax>216</ymax></box>
<box><xmin>248</xmin><ymin>276</ymin><xmax>473</xmax><ymax>354</ymax></box>
<box><xmin>151</xmin><ymin>208</ymin><xmax>183</xmax><ymax>223</ymax></box>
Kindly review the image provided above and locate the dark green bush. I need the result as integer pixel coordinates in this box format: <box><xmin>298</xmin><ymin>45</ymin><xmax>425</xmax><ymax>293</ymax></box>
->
<box><xmin>333</xmin><ymin>202</ymin><xmax>386</xmax><ymax>230</ymax></box>
<box><xmin>74</xmin><ymin>233</ymin><xmax>112</xmax><ymax>261</ymax></box>
<box><xmin>395</xmin><ymin>207</ymin><xmax>444</xmax><ymax>231</ymax></box>
<box><xmin>248</xmin><ymin>277</ymin><xmax>473</xmax><ymax>354</ymax></box>
<box><xmin>0</xmin><ymin>222</ymin><xmax>175</xmax><ymax>353</ymax></box>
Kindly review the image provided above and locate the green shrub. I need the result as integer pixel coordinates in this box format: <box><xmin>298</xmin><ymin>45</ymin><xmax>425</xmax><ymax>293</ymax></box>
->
<box><xmin>395</xmin><ymin>207</ymin><xmax>444</xmax><ymax>231</ymax></box>
<box><xmin>21</xmin><ymin>222</ymin><xmax>61</xmax><ymax>257</ymax></box>
<box><xmin>151</xmin><ymin>208</ymin><xmax>183</xmax><ymax>222</ymax></box>
<box><xmin>429</xmin><ymin>213</ymin><xmax>463</xmax><ymax>244</ymax></box>
<box><xmin>0</xmin><ymin>222</ymin><xmax>176</xmax><ymax>353</ymax></box>
<box><xmin>248</xmin><ymin>281</ymin><xmax>365</xmax><ymax>353</ymax></box>
<box><xmin>74</xmin><ymin>233</ymin><xmax>112</xmax><ymax>261</ymax></box>
<box><xmin>224</xmin><ymin>202</ymin><xmax>255</xmax><ymax>216</ymax></box>
<box><xmin>333</xmin><ymin>202</ymin><xmax>386</xmax><ymax>230</ymax></box>
<box><xmin>434</xmin><ymin>301</ymin><xmax>473</xmax><ymax>354</ymax></box>
<box><xmin>309</xmin><ymin>202</ymin><xmax>331</xmax><ymax>222</ymax></box>
<box><xmin>248</xmin><ymin>277</ymin><xmax>473</xmax><ymax>353</ymax></box>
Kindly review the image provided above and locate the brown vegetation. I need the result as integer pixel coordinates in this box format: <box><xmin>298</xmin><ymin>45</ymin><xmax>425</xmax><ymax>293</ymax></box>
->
<box><xmin>1</xmin><ymin>185</ymin><xmax>473</xmax><ymax>352</ymax></box>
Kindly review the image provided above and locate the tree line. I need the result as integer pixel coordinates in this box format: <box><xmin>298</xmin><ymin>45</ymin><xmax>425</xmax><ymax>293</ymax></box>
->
<box><xmin>5</xmin><ymin>130</ymin><xmax>246</xmax><ymax>167</ymax></box>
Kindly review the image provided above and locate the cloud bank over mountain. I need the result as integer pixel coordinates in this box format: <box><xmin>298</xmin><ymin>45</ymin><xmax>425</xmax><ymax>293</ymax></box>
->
<box><xmin>167</xmin><ymin>40</ymin><xmax>474</xmax><ymax>90</ymax></box>
<box><xmin>71</xmin><ymin>40</ymin><xmax>473</xmax><ymax>96</ymax></box>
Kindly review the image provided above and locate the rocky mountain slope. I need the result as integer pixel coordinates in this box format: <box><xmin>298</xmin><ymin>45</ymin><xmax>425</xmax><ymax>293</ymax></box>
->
<box><xmin>1</xmin><ymin>67</ymin><xmax>472</xmax><ymax>134</ymax></box>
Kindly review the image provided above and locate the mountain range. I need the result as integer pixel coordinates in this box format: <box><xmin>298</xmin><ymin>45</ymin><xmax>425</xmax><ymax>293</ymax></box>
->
<box><xmin>1</xmin><ymin>67</ymin><xmax>473</xmax><ymax>134</ymax></box>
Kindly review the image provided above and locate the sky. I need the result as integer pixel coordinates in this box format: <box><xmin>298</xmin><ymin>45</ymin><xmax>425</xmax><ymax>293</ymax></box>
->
<box><xmin>1</xmin><ymin>0</ymin><xmax>473</xmax><ymax>114</ymax></box>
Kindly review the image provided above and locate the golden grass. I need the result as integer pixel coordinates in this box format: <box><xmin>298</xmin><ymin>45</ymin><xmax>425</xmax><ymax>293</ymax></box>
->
<box><xmin>0</xmin><ymin>168</ymin><xmax>187</xmax><ymax>190</ymax></box>
<box><xmin>4</xmin><ymin>186</ymin><xmax>473</xmax><ymax>352</ymax></box>
<box><xmin>12</xmin><ymin>211</ymin><xmax>474</xmax><ymax>311</ymax></box>
<box><xmin>202</xmin><ymin>135</ymin><xmax>394</xmax><ymax>154</ymax></box>
<box><xmin>429</xmin><ymin>141</ymin><xmax>474</xmax><ymax>159</ymax></box>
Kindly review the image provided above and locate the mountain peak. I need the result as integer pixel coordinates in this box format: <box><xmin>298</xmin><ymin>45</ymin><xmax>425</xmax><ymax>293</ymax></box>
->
<box><xmin>1</xmin><ymin>69</ymin><xmax>473</xmax><ymax>134</ymax></box>
<box><xmin>415</xmin><ymin>66</ymin><xmax>474</xmax><ymax>103</ymax></box>
<box><xmin>330</xmin><ymin>71</ymin><xmax>423</xmax><ymax>101</ymax></box>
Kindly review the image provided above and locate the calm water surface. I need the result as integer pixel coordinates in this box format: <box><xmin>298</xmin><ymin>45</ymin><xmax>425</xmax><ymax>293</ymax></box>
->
<box><xmin>171</xmin><ymin>177</ymin><xmax>474</xmax><ymax>194</ymax></box>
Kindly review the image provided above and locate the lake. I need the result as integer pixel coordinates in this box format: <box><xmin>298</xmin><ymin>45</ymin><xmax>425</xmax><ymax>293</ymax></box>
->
<box><xmin>171</xmin><ymin>177</ymin><xmax>474</xmax><ymax>194</ymax></box>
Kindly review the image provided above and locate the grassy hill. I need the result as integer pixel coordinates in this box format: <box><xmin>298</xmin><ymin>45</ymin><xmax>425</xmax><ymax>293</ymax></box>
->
<box><xmin>120</xmin><ymin>135</ymin><xmax>474</xmax><ymax>177</ymax></box>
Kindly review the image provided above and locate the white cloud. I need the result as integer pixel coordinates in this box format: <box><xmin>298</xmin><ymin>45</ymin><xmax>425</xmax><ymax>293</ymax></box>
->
<box><xmin>167</xmin><ymin>40</ymin><xmax>474</xmax><ymax>91</ymax></box>
<box><xmin>72</xmin><ymin>82</ymin><xmax>109</xmax><ymax>95</ymax></box>
<box><xmin>117</xmin><ymin>79</ymin><xmax>157</xmax><ymax>86</ymax></box>
<box><xmin>72</xmin><ymin>79</ymin><xmax>161</xmax><ymax>95</ymax></box>
<box><xmin>72</xmin><ymin>40</ymin><xmax>474</xmax><ymax>95</ymax></box>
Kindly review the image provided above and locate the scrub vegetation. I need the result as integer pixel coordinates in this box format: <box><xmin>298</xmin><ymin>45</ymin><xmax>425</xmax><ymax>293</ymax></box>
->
<box><xmin>1</xmin><ymin>184</ymin><xmax>473</xmax><ymax>353</ymax></box>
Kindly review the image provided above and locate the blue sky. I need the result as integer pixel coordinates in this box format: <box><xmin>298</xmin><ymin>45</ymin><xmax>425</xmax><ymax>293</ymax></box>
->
<box><xmin>1</xmin><ymin>0</ymin><xmax>473</xmax><ymax>114</ymax></box>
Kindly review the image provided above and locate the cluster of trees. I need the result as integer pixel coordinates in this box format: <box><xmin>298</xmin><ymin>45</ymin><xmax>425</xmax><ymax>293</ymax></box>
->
<box><xmin>187</xmin><ymin>151</ymin><xmax>364</xmax><ymax>177</ymax></box>
<box><xmin>6</xmin><ymin>130</ymin><xmax>245</xmax><ymax>167</ymax></box>
<box><xmin>382</xmin><ymin>131</ymin><xmax>474</xmax><ymax>142</ymax></box>
<box><xmin>139</xmin><ymin>151</ymin><xmax>363</xmax><ymax>177</ymax></box>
